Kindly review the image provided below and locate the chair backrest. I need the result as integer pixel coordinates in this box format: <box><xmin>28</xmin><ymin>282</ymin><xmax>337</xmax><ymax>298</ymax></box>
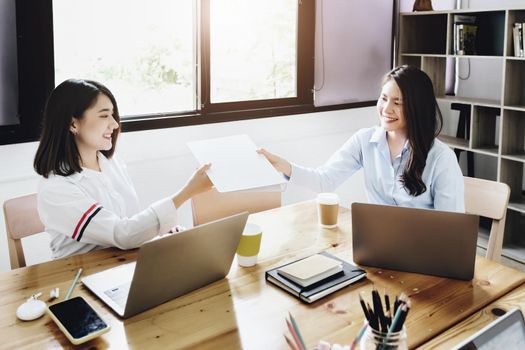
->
<box><xmin>191</xmin><ymin>188</ymin><xmax>281</xmax><ymax>226</ymax></box>
<box><xmin>464</xmin><ymin>176</ymin><xmax>510</xmax><ymax>262</ymax></box>
<box><xmin>3</xmin><ymin>193</ymin><xmax>45</xmax><ymax>269</ymax></box>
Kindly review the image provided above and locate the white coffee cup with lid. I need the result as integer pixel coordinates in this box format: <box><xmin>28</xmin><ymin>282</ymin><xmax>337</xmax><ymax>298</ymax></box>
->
<box><xmin>317</xmin><ymin>193</ymin><xmax>339</xmax><ymax>229</ymax></box>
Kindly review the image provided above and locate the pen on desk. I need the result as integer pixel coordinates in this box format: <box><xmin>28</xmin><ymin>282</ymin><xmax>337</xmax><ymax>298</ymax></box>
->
<box><xmin>64</xmin><ymin>268</ymin><xmax>82</xmax><ymax>301</ymax></box>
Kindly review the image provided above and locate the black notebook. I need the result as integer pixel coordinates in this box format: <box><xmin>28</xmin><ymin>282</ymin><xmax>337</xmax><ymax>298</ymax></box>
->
<box><xmin>265</xmin><ymin>251</ymin><xmax>367</xmax><ymax>303</ymax></box>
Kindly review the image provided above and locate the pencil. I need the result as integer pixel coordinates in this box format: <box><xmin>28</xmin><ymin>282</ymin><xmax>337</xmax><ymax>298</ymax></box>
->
<box><xmin>385</xmin><ymin>290</ymin><xmax>390</xmax><ymax>315</ymax></box>
<box><xmin>349</xmin><ymin>321</ymin><xmax>368</xmax><ymax>350</ymax></box>
<box><xmin>286</xmin><ymin>318</ymin><xmax>304</xmax><ymax>350</ymax></box>
<box><xmin>288</xmin><ymin>312</ymin><xmax>307</xmax><ymax>350</ymax></box>
<box><xmin>387</xmin><ymin>304</ymin><xmax>406</xmax><ymax>338</ymax></box>
<box><xmin>393</xmin><ymin>295</ymin><xmax>399</xmax><ymax>316</ymax></box>
<box><xmin>284</xmin><ymin>334</ymin><xmax>299</xmax><ymax>350</ymax></box>
<box><xmin>372</xmin><ymin>288</ymin><xmax>387</xmax><ymax>332</ymax></box>
<box><xmin>64</xmin><ymin>268</ymin><xmax>82</xmax><ymax>301</ymax></box>
<box><xmin>367</xmin><ymin>302</ymin><xmax>379</xmax><ymax>331</ymax></box>
<box><xmin>393</xmin><ymin>297</ymin><xmax>411</xmax><ymax>332</ymax></box>
<box><xmin>359</xmin><ymin>294</ymin><xmax>370</xmax><ymax>321</ymax></box>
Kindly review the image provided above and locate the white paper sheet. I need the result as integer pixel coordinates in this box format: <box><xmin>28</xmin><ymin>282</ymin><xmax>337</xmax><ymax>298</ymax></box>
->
<box><xmin>187</xmin><ymin>134</ymin><xmax>287</xmax><ymax>193</ymax></box>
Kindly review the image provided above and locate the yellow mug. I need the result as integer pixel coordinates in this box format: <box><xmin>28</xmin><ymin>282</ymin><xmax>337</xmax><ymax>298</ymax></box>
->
<box><xmin>236</xmin><ymin>223</ymin><xmax>262</xmax><ymax>267</ymax></box>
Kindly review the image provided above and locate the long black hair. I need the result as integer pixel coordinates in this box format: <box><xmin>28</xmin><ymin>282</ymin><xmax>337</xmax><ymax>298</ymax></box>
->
<box><xmin>34</xmin><ymin>79</ymin><xmax>120</xmax><ymax>178</ymax></box>
<box><xmin>384</xmin><ymin>65</ymin><xmax>443</xmax><ymax>196</ymax></box>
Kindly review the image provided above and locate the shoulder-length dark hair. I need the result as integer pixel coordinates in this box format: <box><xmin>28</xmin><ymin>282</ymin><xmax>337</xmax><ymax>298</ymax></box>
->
<box><xmin>384</xmin><ymin>65</ymin><xmax>443</xmax><ymax>196</ymax></box>
<box><xmin>34</xmin><ymin>79</ymin><xmax>120</xmax><ymax>178</ymax></box>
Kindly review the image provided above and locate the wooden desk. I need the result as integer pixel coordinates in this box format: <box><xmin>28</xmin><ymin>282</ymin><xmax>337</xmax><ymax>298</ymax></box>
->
<box><xmin>419</xmin><ymin>282</ymin><xmax>525</xmax><ymax>349</ymax></box>
<box><xmin>1</xmin><ymin>201</ymin><xmax>524</xmax><ymax>349</ymax></box>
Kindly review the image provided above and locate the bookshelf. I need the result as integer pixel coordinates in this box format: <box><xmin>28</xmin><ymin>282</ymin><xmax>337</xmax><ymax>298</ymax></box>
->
<box><xmin>399</xmin><ymin>8</ymin><xmax>525</xmax><ymax>262</ymax></box>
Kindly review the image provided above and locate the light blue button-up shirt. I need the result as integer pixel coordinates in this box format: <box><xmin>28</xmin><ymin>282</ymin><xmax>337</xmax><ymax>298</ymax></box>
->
<box><xmin>290</xmin><ymin>126</ymin><xmax>464</xmax><ymax>212</ymax></box>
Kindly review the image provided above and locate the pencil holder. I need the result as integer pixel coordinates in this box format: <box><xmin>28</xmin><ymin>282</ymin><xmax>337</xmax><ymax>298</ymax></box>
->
<box><xmin>359</xmin><ymin>325</ymin><xmax>407</xmax><ymax>350</ymax></box>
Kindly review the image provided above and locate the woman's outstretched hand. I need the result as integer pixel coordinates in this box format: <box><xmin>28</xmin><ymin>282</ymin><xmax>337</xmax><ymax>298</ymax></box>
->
<box><xmin>173</xmin><ymin>163</ymin><xmax>213</xmax><ymax>209</ymax></box>
<box><xmin>257</xmin><ymin>148</ymin><xmax>292</xmax><ymax>177</ymax></box>
<box><xmin>185</xmin><ymin>163</ymin><xmax>213</xmax><ymax>197</ymax></box>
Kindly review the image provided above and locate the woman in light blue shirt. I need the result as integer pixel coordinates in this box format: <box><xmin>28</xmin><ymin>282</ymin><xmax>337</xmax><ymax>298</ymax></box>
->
<box><xmin>259</xmin><ymin>65</ymin><xmax>464</xmax><ymax>212</ymax></box>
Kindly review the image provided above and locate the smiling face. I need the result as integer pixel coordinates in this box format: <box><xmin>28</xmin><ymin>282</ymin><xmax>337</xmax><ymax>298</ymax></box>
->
<box><xmin>70</xmin><ymin>93</ymin><xmax>119</xmax><ymax>159</ymax></box>
<box><xmin>377</xmin><ymin>79</ymin><xmax>407</xmax><ymax>135</ymax></box>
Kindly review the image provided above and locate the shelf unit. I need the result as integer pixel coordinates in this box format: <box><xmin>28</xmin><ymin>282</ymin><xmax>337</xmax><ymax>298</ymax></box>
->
<box><xmin>399</xmin><ymin>8</ymin><xmax>525</xmax><ymax>262</ymax></box>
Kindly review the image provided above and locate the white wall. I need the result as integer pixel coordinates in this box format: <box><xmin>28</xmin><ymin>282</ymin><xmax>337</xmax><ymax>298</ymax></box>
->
<box><xmin>0</xmin><ymin>107</ymin><xmax>377</xmax><ymax>271</ymax></box>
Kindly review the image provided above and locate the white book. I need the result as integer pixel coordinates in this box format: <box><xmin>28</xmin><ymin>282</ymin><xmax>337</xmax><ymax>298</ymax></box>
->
<box><xmin>519</xmin><ymin>23</ymin><xmax>525</xmax><ymax>57</ymax></box>
<box><xmin>265</xmin><ymin>252</ymin><xmax>367</xmax><ymax>303</ymax></box>
<box><xmin>457</xmin><ymin>24</ymin><xmax>465</xmax><ymax>55</ymax></box>
<box><xmin>515</xmin><ymin>23</ymin><xmax>524</xmax><ymax>57</ymax></box>
<box><xmin>277</xmin><ymin>254</ymin><xmax>343</xmax><ymax>287</ymax></box>
<box><xmin>513</xmin><ymin>25</ymin><xmax>519</xmax><ymax>57</ymax></box>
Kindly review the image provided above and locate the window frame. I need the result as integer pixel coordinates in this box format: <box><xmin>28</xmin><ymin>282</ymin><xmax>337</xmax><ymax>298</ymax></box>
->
<box><xmin>199</xmin><ymin>0</ymin><xmax>313</xmax><ymax>113</ymax></box>
<box><xmin>2</xmin><ymin>0</ymin><xmax>384</xmax><ymax>145</ymax></box>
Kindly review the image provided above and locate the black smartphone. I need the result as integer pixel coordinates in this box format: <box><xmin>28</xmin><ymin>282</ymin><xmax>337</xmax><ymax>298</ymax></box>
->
<box><xmin>47</xmin><ymin>296</ymin><xmax>110</xmax><ymax>345</ymax></box>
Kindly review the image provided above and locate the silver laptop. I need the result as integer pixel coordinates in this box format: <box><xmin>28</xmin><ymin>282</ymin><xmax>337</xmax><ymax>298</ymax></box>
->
<box><xmin>452</xmin><ymin>308</ymin><xmax>525</xmax><ymax>349</ymax></box>
<box><xmin>351</xmin><ymin>203</ymin><xmax>479</xmax><ymax>280</ymax></box>
<box><xmin>82</xmin><ymin>212</ymin><xmax>249</xmax><ymax>318</ymax></box>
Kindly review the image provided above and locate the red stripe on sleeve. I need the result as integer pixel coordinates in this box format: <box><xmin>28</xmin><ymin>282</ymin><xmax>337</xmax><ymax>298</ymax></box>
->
<box><xmin>72</xmin><ymin>203</ymin><xmax>98</xmax><ymax>239</ymax></box>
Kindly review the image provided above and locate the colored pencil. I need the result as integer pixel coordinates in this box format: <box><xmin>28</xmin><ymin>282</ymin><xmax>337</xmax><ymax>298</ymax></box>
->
<box><xmin>286</xmin><ymin>319</ymin><xmax>304</xmax><ymax>350</ymax></box>
<box><xmin>393</xmin><ymin>297</ymin><xmax>411</xmax><ymax>332</ymax></box>
<box><xmin>64</xmin><ymin>268</ymin><xmax>82</xmax><ymax>301</ymax></box>
<box><xmin>349</xmin><ymin>321</ymin><xmax>368</xmax><ymax>350</ymax></box>
<box><xmin>288</xmin><ymin>312</ymin><xmax>307</xmax><ymax>350</ymax></box>
<box><xmin>284</xmin><ymin>334</ymin><xmax>299</xmax><ymax>350</ymax></box>
<box><xmin>387</xmin><ymin>304</ymin><xmax>406</xmax><ymax>338</ymax></box>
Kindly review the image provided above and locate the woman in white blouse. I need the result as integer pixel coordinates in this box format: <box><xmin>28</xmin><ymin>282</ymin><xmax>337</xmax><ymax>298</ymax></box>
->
<box><xmin>259</xmin><ymin>65</ymin><xmax>464</xmax><ymax>212</ymax></box>
<box><xmin>34</xmin><ymin>79</ymin><xmax>213</xmax><ymax>259</ymax></box>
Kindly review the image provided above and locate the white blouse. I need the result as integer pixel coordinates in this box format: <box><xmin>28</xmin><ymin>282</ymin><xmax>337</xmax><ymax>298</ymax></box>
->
<box><xmin>290</xmin><ymin>126</ymin><xmax>465</xmax><ymax>212</ymax></box>
<box><xmin>37</xmin><ymin>153</ymin><xmax>177</xmax><ymax>259</ymax></box>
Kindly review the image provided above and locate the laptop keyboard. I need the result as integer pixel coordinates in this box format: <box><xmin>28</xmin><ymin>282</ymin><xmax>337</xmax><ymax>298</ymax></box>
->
<box><xmin>104</xmin><ymin>282</ymin><xmax>131</xmax><ymax>307</ymax></box>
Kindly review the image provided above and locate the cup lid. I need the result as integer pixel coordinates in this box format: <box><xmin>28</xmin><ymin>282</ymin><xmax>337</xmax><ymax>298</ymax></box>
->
<box><xmin>317</xmin><ymin>192</ymin><xmax>339</xmax><ymax>205</ymax></box>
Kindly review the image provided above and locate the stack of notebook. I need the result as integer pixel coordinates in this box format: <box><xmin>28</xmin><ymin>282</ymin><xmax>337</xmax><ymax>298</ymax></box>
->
<box><xmin>265</xmin><ymin>251</ymin><xmax>366</xmax><ymax>303</ymax></box>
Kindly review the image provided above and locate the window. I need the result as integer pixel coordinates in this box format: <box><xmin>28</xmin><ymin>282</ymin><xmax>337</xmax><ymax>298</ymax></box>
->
<box><xmin>6</xmin><ymin>0</ymin><xmax>390</xmax><ymax>145</ymax></box>
<box><xmin>209</xmin><ymin>0</ymin><xmax>297</xmax><ymax>104</ymax></box>
<box><xmin>7</xmin><ymin>0</ymin><xmax>316</xmax><ymax>143</ymax></box>
<box><xmin>53</xmin><ymin>0</ymin><xmax>196</xmax><ymax>116</ymax></box>
<box><xmin>51</xmin><ymin>0</ymin><xmax>307</xmax><ymax>119</ymax></box>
